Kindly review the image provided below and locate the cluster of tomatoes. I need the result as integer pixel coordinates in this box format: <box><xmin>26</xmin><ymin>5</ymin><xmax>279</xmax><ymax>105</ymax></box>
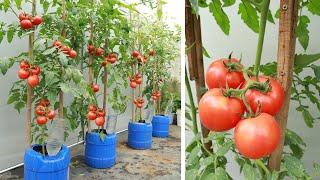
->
<box><xmin>53</xmin><ymin>40</ymin><xmax>77</xmax><ymax>59</ymax></box>
<box><xmin>18</xmin><ymin>60</ymin><xmax>41</xmax><ymax>87</ymax></box>
<box><xmin>129</xmin><ymin>73</ymin><xmax>142</xmax><ymax>89</ymax></box>
<box><xmin>19</xmin><ymin>12</ymin><xmax>42</xmax><ymax>30</ymax></box>
<box><xmin>87</xmin><ymin>105</ymin><xmax>106</xmax><ymax>126</ymax></box>
<box><xmin>131</xmin><ymin>50</ymin><xmax>148</xmax><ymax>64</ymax></box>
<box><xmin>87</xmin><ymin>44</ymin><xmax>104</xmax><ymax>57</ymax></box>
<box><xmin>35</xmin><ymin>99</ymin><xmax>56</xmax><ymax>125</ymax></box>
<box><xmin>102</xmin><ymin>53</ymin><xmax>118</xmax><ymax>66</ymax></box>
<box><xmin>199</xmin><ymin>57</ymin><xmax>285</xmax><ymax>159</ymax></box>
<box><xmin>151</xmin><ymin>91</ymin><xmax>161</xmax><ymax>101</ymax></box>
<box><xmin>133</xmin><ymin>97</ymin><xmax>145</xmax><ymax>108</ymax></box>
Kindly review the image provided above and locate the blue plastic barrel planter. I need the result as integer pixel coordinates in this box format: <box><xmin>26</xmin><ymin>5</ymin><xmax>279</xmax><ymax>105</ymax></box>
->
<box><xmin>152</xmin><ymin>115</ymin><xmax>170</xmax><ymax>138</ymax></box>
<box><xmin>24</xmin><ymin>144</ymin><xmax>70</xmax><ymax>180</ymax></box>
<box><xmin>128</xmin><ymin>122</ymin><xmax>152</xmax><ymax>149</ymax></box>
<box><xmin>85</xmin><ymin>131</ymin><xmax>117</xmax><ymax>168</ymax></box>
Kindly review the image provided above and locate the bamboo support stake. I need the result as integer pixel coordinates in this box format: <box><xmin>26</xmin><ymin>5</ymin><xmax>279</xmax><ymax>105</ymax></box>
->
<box><xmin>185</xmin><ymin>0</ymin><xmax>212</xmax><ymax>151</ymax></box>
<box><xmin>87</xmin><ymin>0</ymin><xmax>96</xmax><ymax>131</ymax></box>
<box><xmin>102</xmin><ymin>38</ymin><xmax>108</xmax><ymax>112</ymax></box>
<box><xmin>59</xmin><ymin>0</ymin><xmax>66</xmax><ymax>119</ymax></box>
<box><xmin>131</xmin><ymin>64</ymin><xmax>135</xmax><ymax>121</ymax></box>
<box><xmin>25</xmin><ymin>0</ymin><xmax>37</xmax><ymax>148</ymax></box>
<box><xmin>268</xmin><ymin>0</ymin><xmax>299</xmax><ymax>171</ymax></box>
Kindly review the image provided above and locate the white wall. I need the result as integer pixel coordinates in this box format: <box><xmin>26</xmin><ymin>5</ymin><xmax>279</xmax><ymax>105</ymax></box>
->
<box><xmin>187</xmin><ymin>1</ymin><xmax>320</xmax><ymax>179</ymax></box>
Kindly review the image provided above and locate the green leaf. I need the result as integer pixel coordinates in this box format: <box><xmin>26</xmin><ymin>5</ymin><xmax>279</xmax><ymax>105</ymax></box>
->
<box><xmin>238</xmin><ymin>0</ymin><xmax>260</xmax><ymax>33</ymax></box>
<box><xmin>222</xmin><ymin>0</ymin><xmax>235</xmax><ymax>7</ymax></box>
<box><xmin>201</xmin><ymin>156</ymin><xmax>215</xmax><ymax>166</ymax></box>
<box><xmin>275</xmin><ymin>9</ymin><xmax>280</xmax><ymax>19</ymax></box>
<box><xmin>267</xmin><ymin>10</ymin><xmax>275</xmax><ymax>24</ymax></box>
<box><xmin>216</xmin><ymin>141</ymin><xmax>233</xmax><ymax>156</ymax></box>
<box><xmin>186</xmin><ymin>169</ymin><xmax>198</xmax><ymax>180</ymax></box>
<box><xmin>212</xmin><ymin>167</ymin><xmax>229</xmax><ymax>179</ymax></box>
<box><xmin>296</xmin><ymin>15</ymin><xmax>310</xmax><ymax>51</ymax></box>
<box><xmin>294</xmin><ymin>53</ymin><xmax>320</xmax><ymax>69</ymax></box>
<box><xmin>189</xmin><ymin>0</ymin><xmax>199</xmax><ymax>15</ymax></box>
<box><xmin>302</xmin><ymin>109</ymin><xmax>314</xmax><ymax>128</ymax></box>
<box><xmin>0</xmin><ymin>30</ymin><xmax>4</xmax><ymax>43</ymax></box>
<box><xmin>283</xmin><ymin>155</ymin><xmax>306</xmax><ymax>178</ymax></box>
<box><xmin>202</xmin><ymin>46</ymin><xmax>211</xmax><ymax>58</ymax></box>
<box><xmin>243</xmin><ymin>163</ymin><xmax>260</xmax><ymax>180</ymax></box>
<box><xmin>14</xmin><ymin>0</ymin><xmax>22</xmax><ymax>9</ymax></box>
<box><xmin>187</xmin><ymin>146</ymin><xmax>201</xmax><ymax>167</ymax></box>
<box><xmin>310</xmin><ymin>64</ymin><xmax>320</xmax><ymax>79</ymax></box>
<box><xmin>7</xmin><ymin>26</ymin><xmax>15</xmax><ymax>43</ymax></box>
<box><xmin>42</xmin><ymin>47</ymin><xmax>57</xmax><ymax>55</ymax></box>
<box><xmin>285</xmin><ymin>129</ymin><xmax>306</xmax><ymax>147</ymax></box>
<box><xmin>186</xmin><ymin>139</ymin><xmax>198</xmax><ymax>153</ymax></box>
<box><xmin>209</xmin><ymin>0</ymin><xmax>230</xmax><ymax>35</ymax></box>
<box><xmin>266</xmin><ymin>171</ymin><xmax>280</xmax><ymax>180</ymax></box>
<box><xmin>307</xmin><ymin>0</ymin><xmax>320</xmax><ymax>16</ymax></box>
<box><xmin>99</xmin><ymin>132</ymin><xmax>106</xmax><ymax>141</ymax></box>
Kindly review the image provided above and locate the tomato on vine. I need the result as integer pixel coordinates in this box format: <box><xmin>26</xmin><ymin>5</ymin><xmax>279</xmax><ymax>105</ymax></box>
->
<box><xmin>234</xmin><ymin>113</ymin><xmax>281</xmax><ymax>159</ymax></box>
<box><xmin>206</xmin><ymin>58</ymin><xmax>244</xmax><ymax>89</ymax></box>
<box><xmin>199</xmin><ymin>88</ymin><xmax>245</xmax><ymax>131</ymax></box>
<box><xmin>245</xmin><ymin>76</ymin><xmax>285</xmax><ymax>116</ymax></box>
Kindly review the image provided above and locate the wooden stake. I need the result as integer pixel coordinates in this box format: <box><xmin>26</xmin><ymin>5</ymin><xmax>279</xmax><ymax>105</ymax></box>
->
<box><xmin>268</xmin><ymin>0</ymin><xmax>299</xmax><ymax>171</ymax></box>
<box><xmin>102</xmin><ymin>38</ymin><xmax>108</xmax><ymax>112</ymax></box>
<box><xmin>59</xmin><ymin>0</ymin><xmax>66</xmax><ymax>119</ymax></box>
<box><xmin>185</xmin><ymin>0</ymin><xmax>212</xmax><ymax>152</ymax></box>
<box><xmin>25</xmin><ymin>0</ymin><xmax>37</xmax><ymax>148</ymax></box>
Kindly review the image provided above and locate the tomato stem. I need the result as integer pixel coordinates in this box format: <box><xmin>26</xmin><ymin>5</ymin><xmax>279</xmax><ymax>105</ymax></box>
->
<box><xmin>254</xmin><ymin>0</ymin><xmax>271</xmax><ymax>78</ymax></box>
<box><xmin>185</xmin><ymin>67</ymin><xmax>198</xmax><ymax>134</ymax></box>
<box><xmin>255</xmin><ymin>159</ymin><xmax>270</xmax><ymax>175</ymax></box>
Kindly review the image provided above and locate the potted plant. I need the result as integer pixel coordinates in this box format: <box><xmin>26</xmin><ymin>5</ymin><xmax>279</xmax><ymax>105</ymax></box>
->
<box><xmin>79</xmin><ymin>0</ymin><xmax>130</xmax><ymax>168</ymax></box>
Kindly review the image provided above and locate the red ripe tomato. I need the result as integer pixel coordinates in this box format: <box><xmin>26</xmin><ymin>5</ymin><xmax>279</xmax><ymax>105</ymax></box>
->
<box><xmin>87</xmin><ymin>45</ymin><xmax>95</xmax><ymax>53</ymax></box>
<box><xmin>88</xmin><ymin>105</ymin><xmax>97</xmax><ymax>112</ymax></box>
<box><xmin>30</xmin><ymin>66</ymin><xmax>41</xmax><ymax>75</ymax></box>
<box><xmin>234</xmin><ymin>113</ymin><xmax>281</xmax><ymax>159</ymax></box>
<box><xmin>19</xmin><ymin>60</ymin><xmax>30</xmax><ymax>69</ymax></box>
<box><xmin>107</xmin><ymin>57</ymin><xmax>116</xmax><ymax>64</ymax></box>
<box><xmin>133</xmin><ymin>98</ymin><xmax>138</xmax><ymax>104</ymax></box>
<box><xmin>156</xmin><ymin>92</ymin><xmax>161</xmax><ymax>97</ymax></box>
<box><xmin>135</xmin><ymin>78</ymin><xmax>142</xmax><ymax>84</ymax></box>
<box><xmin>35</xmin><ymin>105</ymin><xmax>46</xmax><ymax>116</ymax></box>
<box><xmin>87</xmin><ymin>111</ymin><xmax>97</xmax><ymax>120</ymax></box>
<box><xmin>47</xmin><ymin>110</ymin><xmax>56</xmax><ymax>120</ymax></box>
<box><xmin>199</xmin><ymin>88</ymin><xmax>245</xmax><ymax>131</ymax></box>
<box><xmin>206</xmin><ymin>58</ymin><xmax>244</xmax><ymax>89</ymax></box>
<box><xmin>27</xmin><ymin>75</ymin><xmax>40</xmax><ymax>87</ymax></box>
<box><xmin>61</xmin><ymin>46</ymin><xmax>70</xmax><ymax>54</ymax></box>
<box><xmin>20</xmin><ymin>19</ymin><xmax>33</xmax><ymax>29</ymax></box>
<box><xmin>136</xmin><ymin>73</ymin><xmax>142</xmax><ymax>78</ymax></box>
<box><xmin>53</xmin><ymin>40</ymin><xmax>62</xmax><ymax>48</ymax></box>
<box><xmin>131</xmin><ymin>50</ymin><xmax>140</xmax><ymax>58</ymax></box>
<box><xmin>36</xmin><ymin>116</ymin><xmax>47</xmax><ymax>125</ymax></box>
<box><xmin>95</xmin><ymin>117</ymin><xmax>105</xmax><ymax>126</ymax></box>
<box><xmin>245</xmin><ymin>76</ymin><xmax>285</xmax><ymax>115</ymax></box>
<box><xmin>101</xmin><ymin>60</ymin><xmax>108</xmax><ymax>67</ymax></box>
<box><xmin>136</xmin><ymin>55</ymin><xmax>143</xmax><ymax>62</ymax></box>
<box><xmin>97</xmin><ymin>110</ymin><xmax>106</xmax><ymax>117</ymax></box>
<box><xmin>92</xmin><ymin>84</ymin><xmax>99</xmax><ymax>93</ymax></box>
<box><xmin>130</xmin><ymin>81</ymin><xmax>137</xmax><ymax>88</ymax></box>
<box><xmin>19</xmin><ymin>12</ymin><xmax>27</xmax><ymax>21</ymax></box>
<box><xmin>149</xmin><ymin>49</ymin><xmax>155</xmax><ymax>56</ymax></box>
<box><xmin>37</xmin><ymin>99</ymin><xmax>50</xmax><ymax>107</ymax></box>
<box><xmin>137</xmin><ymin>103</ymin><xmax>143</xmax><ymax>108</ymax></box>
<box><xmin>32</xmin><ymin>16</ymin><xmax>42</xmax><ymax>25</ymax></box>
<box><xmin>95</xmin><ymin>48</ymin><xmax>104</xmax><ymax>56</ymax></box>
<box><xmin>152</xmin><ymin>96</ymin><xmax>158</xmax><ymax>100</ymax></box>
<box><xmin>68</xmin><ymin>50</ymin><xmax>77</xmax><ymax>59</ymax></box>
<box><xmin>18</xmin><ymin>69</ymin><xmax>30</xmax><ymax>79</ymax></box>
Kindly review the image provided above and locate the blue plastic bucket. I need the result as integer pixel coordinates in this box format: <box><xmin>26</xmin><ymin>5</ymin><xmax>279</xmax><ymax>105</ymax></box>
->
<box><xmin>128</xmin><ymin>122</ymin><xmax>152</xmax><ymax>149</ymax></box>
<box><xmin>85</xmin><ymin>132</ymin><xmax>117</xmax><ymax>169</ymax></box>
<box><xmin>24</xmin><ymin>144</ymin><xmax>70</xmax><ymax>180</ymax></box>
<box><xmin>152</xmin><ymin>115</ymin><xmax>170</xmax><ymax>138</ymax></box>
